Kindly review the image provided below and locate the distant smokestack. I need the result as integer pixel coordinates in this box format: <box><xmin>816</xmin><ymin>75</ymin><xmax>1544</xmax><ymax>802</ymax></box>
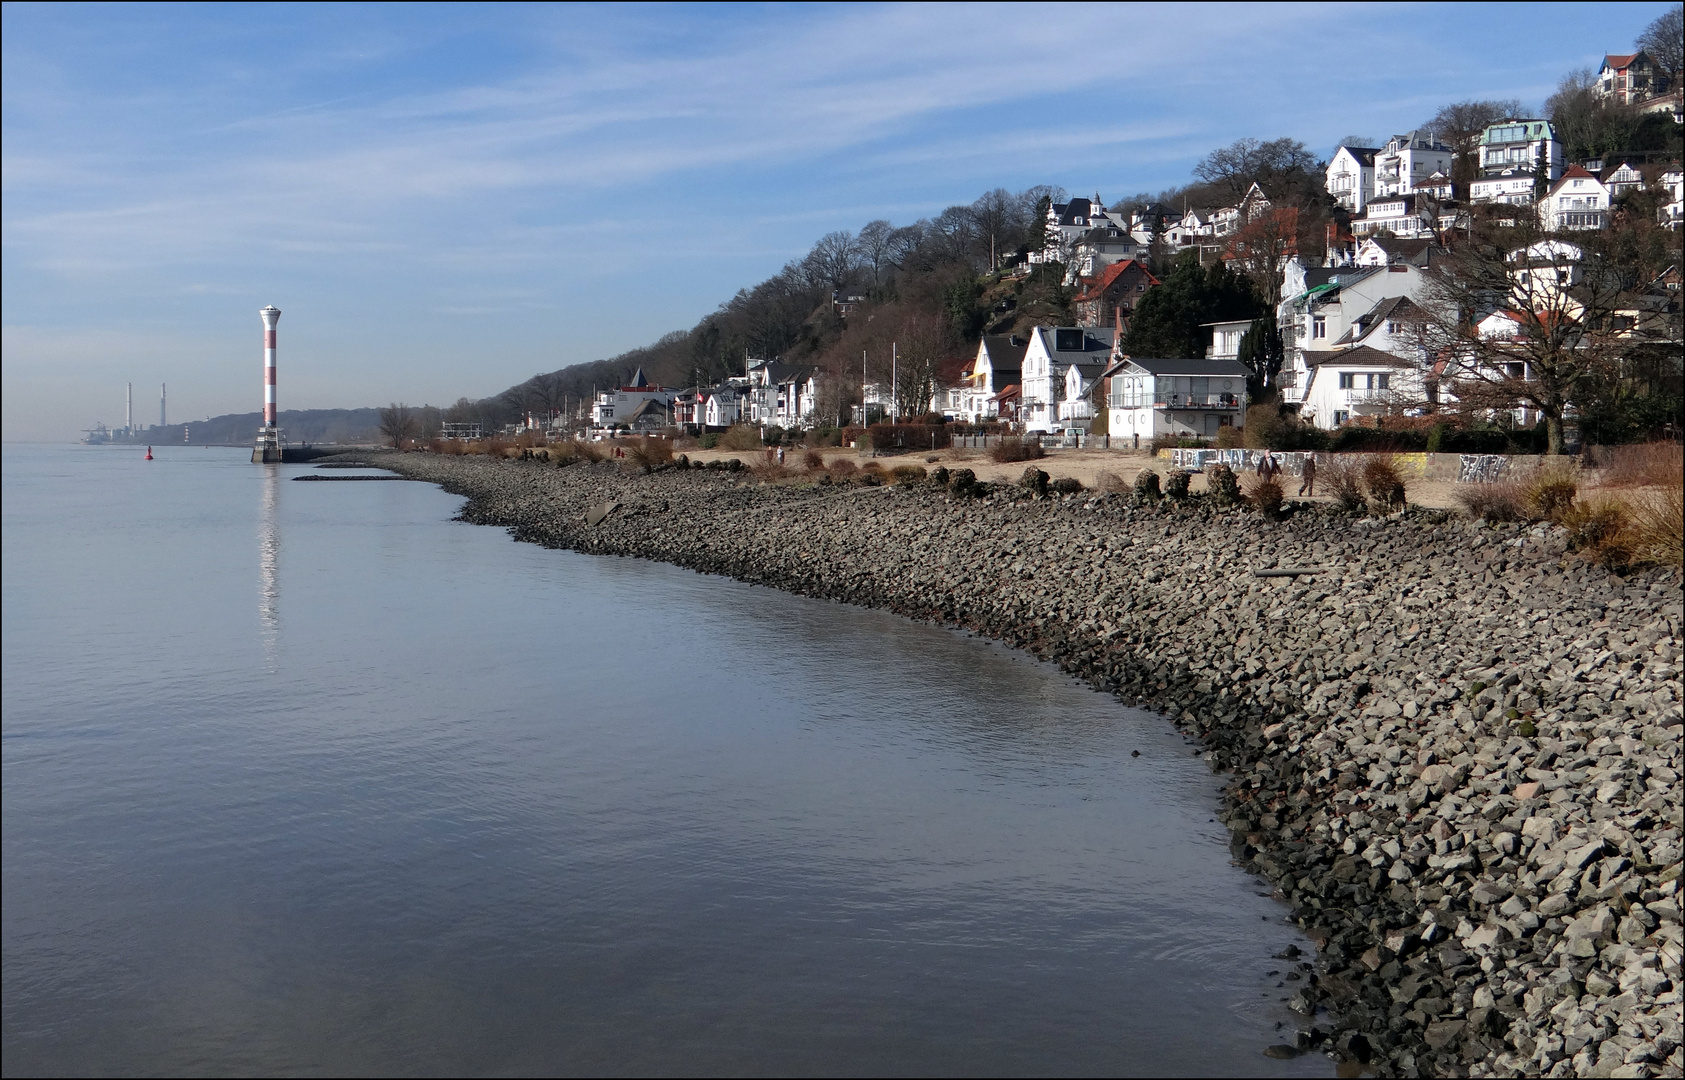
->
<box><xmin>127</xmin><ymin>383</ymin><xmax>133</xmax><ymax>432</ymax></box>
<box><xmin>160</xmin><ymin>383</ymin><xmax>167</xmax><ymax>428</ymax></box>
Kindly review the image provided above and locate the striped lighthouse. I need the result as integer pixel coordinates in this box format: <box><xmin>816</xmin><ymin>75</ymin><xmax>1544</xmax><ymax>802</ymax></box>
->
<box><xmin>253</xmin><ymin>305</ymin><xmax>283</xmax><ymax>463</ymax></box>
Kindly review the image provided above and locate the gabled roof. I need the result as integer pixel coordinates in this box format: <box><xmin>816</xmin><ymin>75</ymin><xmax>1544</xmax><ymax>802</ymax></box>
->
<box><xmin>1333</xmin><ymin>145</ymin><xmax>1379</xmax><ymax>165</ymax></box>
<box><xmin>1074</xmin><ymin>259</ymin><xmax>1159</xmax><ymax>301</ymax></box>
<box><xmin>1361</xmin><ymin>236</ymin><xmax>1435</xmax><ymax>259</ymax></box>
<box><xmin>979</xmin><ymin>334</ymin><xmax>1029</xmax><ymax>368</ymax></box>
<box><xmin>1121</xmin><ymin>357</ymin><xmax>1251</xmax><ymax>377</ymax></box>
<box><xmin>1547</xmin><ymin>165</ymin><xmax>1606</xmax><ymax>197</ymax></box>
<box><xmin>628</xmin><ymin>367</ymin><xmax>649</xmax><ymax>388</ymax></box>
<box><xmin>1301</xmin><ymin>345</ymin><xmax>1414</xmax><ymax>369</ymax></box>
<box><xmin>1601</xmin><ymin>52</ymin><xmax>1644</xmax><ymax>71</ymax></box>
<box><xmin>1331</xmin><ymin>296</ymin><xmax>1423</xmax><ymax>345</ymax></box>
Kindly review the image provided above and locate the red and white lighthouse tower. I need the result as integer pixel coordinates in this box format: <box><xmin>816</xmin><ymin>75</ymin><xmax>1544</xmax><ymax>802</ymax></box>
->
<box><xmin>253</xmin><ymin>305</ymin><xmax>283</xmax><ymax>462</ymax></box>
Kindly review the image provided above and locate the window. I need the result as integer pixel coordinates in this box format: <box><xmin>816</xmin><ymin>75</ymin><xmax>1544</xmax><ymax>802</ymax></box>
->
<box><xmin>1334</xmin><ymin>410</ymin><xmax>1351</xmax><ymax>426</ymax></box>
<box><xmin>1313</xmin><ymin>316</ymin><xmax>1327</xmax><ymax>339</ymax></box>
<box><xmin>1377</xmin><ymin>373</ymin><xmax>1390</xmax><ymax>390</ymax></box>
<box><xmin>1339</xmin><ymin>372</ymin><xmax>1355</xmax><ymax>389</ymax></box>
<box><xmin>1386</xmin><ymin>322</ymin><xmax>1401</xmax><ymax>334</ymax></box>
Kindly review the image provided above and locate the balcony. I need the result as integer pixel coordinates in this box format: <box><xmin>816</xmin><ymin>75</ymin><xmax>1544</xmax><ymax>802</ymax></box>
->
<box><xmin>1152</xmin><ymin>393</ymin><xmax>1244</xmax><ymax>410</ymax></box>
<box><xmin>1342</xmin><ymin>387</ymin><xmax>1394</xmax><ymax>403</ymax></box>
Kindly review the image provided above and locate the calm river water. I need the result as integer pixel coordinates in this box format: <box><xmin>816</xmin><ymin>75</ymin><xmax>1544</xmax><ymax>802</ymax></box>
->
<box><xmin>3</xmin><ymin>444</ymin><xmax>1329</xmax><ymax>1076</ymax></box>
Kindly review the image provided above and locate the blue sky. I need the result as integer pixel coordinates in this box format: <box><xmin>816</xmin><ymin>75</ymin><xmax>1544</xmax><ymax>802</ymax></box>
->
<box><xmin>2</xmin><ymin>1</ymin><xmax>1670</xmax><ymax>439</ymax></box>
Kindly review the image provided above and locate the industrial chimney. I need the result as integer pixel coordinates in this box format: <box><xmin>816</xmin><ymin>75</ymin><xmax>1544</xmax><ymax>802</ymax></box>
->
<box><xmin>160</xmin><ymin>383</ymin><xmax>167</xmax><ymax>429</ymax></box>
<box><xmin>253</xmin><ymin>306</ymin><xmax>282</xmax><ymax>463</ymax></box>
<box><xmin>126</xmin><ymin>382</ymin><xmax>133</xmax><ymax>435</ymax></box>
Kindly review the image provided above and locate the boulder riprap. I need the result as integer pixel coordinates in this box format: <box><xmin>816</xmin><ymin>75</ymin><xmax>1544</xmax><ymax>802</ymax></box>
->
<box><xmin>373</xmin><ymin>451</ymin><xmax>1684</xmax><ymax>1078</ymax></box>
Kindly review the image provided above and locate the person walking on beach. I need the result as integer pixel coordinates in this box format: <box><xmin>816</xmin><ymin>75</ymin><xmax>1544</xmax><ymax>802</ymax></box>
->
<box><xmin>1298</xmin><ymin>454</ymin><xmax>1317</xmax><ymax>496</ymax></box>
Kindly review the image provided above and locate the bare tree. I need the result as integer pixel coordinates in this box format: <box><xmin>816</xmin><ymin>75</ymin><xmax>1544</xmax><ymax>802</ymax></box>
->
<box><xmin>1223</xmin><ymin>206</ymin><xmax>1299</xmax><ymax>307</ymax></box>
<box><xmin>856</xmin><ymin>220</ymin><xmax>896</xmax><ymax>287</ymax></box>
<box><xmin>1192</xmin><ymin>137</ymin><xmax>1318</xmax><ymax>201</ymax></box>
<box><xmin>1407</xmin><ymin>219</ymin><xmax>1646</xmax><ymax>454</ymax></box>
<box><xmin>379</xmin><ymin>403</ymin><xmax>419</xmax><ymax>448</ymax></box>
<box><xmin>1638</xmin><ymin>7</ymin><xmax>1683</xmax><ymax>87</ymax></box>
<box><xmin>803</xmin><ymin>230</ymin><xmax>860</xmax><ymax>290</ymax></box>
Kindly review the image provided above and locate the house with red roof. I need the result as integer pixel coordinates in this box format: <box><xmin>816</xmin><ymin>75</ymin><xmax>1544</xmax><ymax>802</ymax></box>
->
<box><xmin>1596</xmin><ymin>52</ymin><xmax>1665</xmax><ymax>106</ymax></box>
<box><xmin>1073</xmin><ymin>259</ymin><xmax>1159</xmax><ymax>331</ymax></box>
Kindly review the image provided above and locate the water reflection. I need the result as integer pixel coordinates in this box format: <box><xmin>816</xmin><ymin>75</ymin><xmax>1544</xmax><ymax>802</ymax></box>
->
<box><xmin>258</xmin><ymin>464</ymin><xmax>279</xmax><ymax>659</ymax></box>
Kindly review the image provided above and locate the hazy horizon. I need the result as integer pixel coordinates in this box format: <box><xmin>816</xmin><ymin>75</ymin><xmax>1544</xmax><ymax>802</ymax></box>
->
<box><xmin>3</xmin><ymin>1</ymin><xmax>1670</xmax><ymax>441</ymax></box>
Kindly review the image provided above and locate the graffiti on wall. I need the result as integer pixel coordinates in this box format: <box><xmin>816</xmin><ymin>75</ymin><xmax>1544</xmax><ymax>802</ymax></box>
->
<box><xmin>1457</xmin><ymin>454</ymin><xmax>1511</xmax><ymax>484</ymax></box>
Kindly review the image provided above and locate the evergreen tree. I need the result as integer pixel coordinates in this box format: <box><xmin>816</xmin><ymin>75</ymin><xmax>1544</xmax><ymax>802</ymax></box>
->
<box><xmin>1121</xmin><ymin>252</ymin><xmax>1263</xmax><ymax>358</ymax></box>
<box><xmin>1236</xmin><ymin>312</ymin><xmax>1285</xmax><ymax>401</ymax></box>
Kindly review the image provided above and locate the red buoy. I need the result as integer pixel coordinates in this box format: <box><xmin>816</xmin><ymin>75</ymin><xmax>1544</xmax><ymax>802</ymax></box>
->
<box><xmin>145</xmin><ymin>446</ymin><xmax>153</xmax><ymax>460</ymax></box>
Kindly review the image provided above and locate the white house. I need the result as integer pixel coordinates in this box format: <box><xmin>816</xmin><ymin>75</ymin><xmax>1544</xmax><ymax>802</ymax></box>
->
<box><xmin>1019</xmin><ymin>326</ymin><xmax>1115</xmax><ymax>433</ymax></box>
<box><xmin>1297</xmin><ymin>346</ymin><xmax>1425</xmax><ymax>429</ymax></box>
<box><xmin>745</xmin><ymin>360</ymin><xmax>820</xmax><ymax>427</ymax></box>
<box><xmin>1352</xmin><ymin>193</ymin><xmax>1436</xmax><ymax>238</ymax></box>
<box><xmin>1539</xmin><ymin>166</ymin><xmax>1609</xmax><ymax>231</ymax></box>
<box><xmin>1056</xmin><ymin>357</ymin><xmax>1108</xmax><ymax>430</ymax></box>
<box><xmin>702</xmin><ymin>384</ymin><xmax>745</xmax><ymax>427</ymax></box>
<box><xmin>1204</xmin><ymin>319</ymin><xmax>1253</xmax><ymax>361</ymax></box>
<box><xmin>1353</xmin><ymin>237</ymin><xmax>1437</xmax><ymax>267</ymax></box>
<box><xmin>1469</xmin><ymin>119</ymin><xmax>1564</xmax><ymax>205</ymax></box>
<box><xmin>592</xmin><ymin>367</ymin><xmax>673</xmax><ymax>430</ymax></box>
<box><xmin>1373</xmin><ymin>131</ymin><xmax>1455</xmax><ymax>198</ymax></box>
<box><xmin>1327</xmin><ymin>145</ymin><xmax>1379</xmax><ymax>213</ymax></box>
<box><xmin>959</xmin><ymin>335</ymin><xmax>1027</xmax><ymax>422</ymax></box>
<box><xmin>1661</xmin><ymin>168</ymin><xmax>1684</xmax><ymax>231</ymax></box>
<box><xmin>1276</xmin><ymin>264</ymin><xmax>1432</xmax><ymax>408</ymax></box>
<box><xmin>1104</xmin><ymin>358</ymin><xmax>1249</xmax><ymax>441</ymax></box>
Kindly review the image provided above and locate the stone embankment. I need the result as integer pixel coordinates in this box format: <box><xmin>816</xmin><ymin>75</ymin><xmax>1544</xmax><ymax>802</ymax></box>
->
<box><xmin>370</xmin><ymin>451</ymin><xmax>1683</xmax><ymax>1078</ymax></box>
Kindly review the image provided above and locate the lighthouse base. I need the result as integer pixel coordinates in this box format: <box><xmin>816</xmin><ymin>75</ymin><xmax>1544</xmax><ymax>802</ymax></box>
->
<box><xmin>253</xmin><ymin>427</ymin><xmax>283</xmax><ymax>463</ymax></box>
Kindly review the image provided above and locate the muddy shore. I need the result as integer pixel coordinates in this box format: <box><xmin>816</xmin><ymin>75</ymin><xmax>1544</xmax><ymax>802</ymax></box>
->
<box><xmin>364</xmin><ymin>451</ymin><xmax>1683</xmax><ymax>1078</ymax></box>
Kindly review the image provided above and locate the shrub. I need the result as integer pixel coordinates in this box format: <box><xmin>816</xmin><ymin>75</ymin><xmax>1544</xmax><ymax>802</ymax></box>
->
<box><xmin>802</xmin><ymin>449</ymin><xmax>826</xmax><ymax>471</ymax></box>
<box><xmin>1522</xmin><ymin>464</ymin><xmax>1578</xmax><ymax>522</ymax></box>
<box><xmin>762</xmin><ymin>425</ymin><xmax>786</xmax><ymax>446</ymax></box>
<box><xmin>1323</xmin><ymin>456</ymin><xmax>1365</xmax><ymax>511</ymax></box>
<box><xmin>1164</xmin><ymin>468</ymin><xmax>1191</xmax><ymax>499</ymax></box>
<box><xmin>1362</xmin><ymin>456</ymin><xmax>1406</xmax><ymax>513</ymax></box>
<box><xmin>948</xmin><ymin>467</ymin><xmax>981</xmax><ymax>497</ymax></box>
<box><xmin>1561</xmin><ymin>496</ymin><xmax>1632</xmax><ymax>567</ymax></box>
<box><xmin>891</xmin><ymin>465</ymin><xmax>928</xmax><ymax>485</ymax></box>
<box><xmin>1206</xmin><ymin>463</ymin><xmax>1240</xmax><ymax>506</ymax></box>
<box><xmin>808</xmin><ymin>426</ymin><xmax>843</xmax><ymax>447</ymax></box>
<box><xmin>625</xmin><ymin>437</ymin><xmax>673</xmax><ymax>474</ymax></box>
<box><xmin>828</xmin><ymin>458</ymin><xmax>859</xmax><ymax>479</ymax></box>
<box><xmin>719</xmin><ymin>424</ymin><xmax>762</xmax><ymax>451</ymax></box>
<box><xmin>1133</xmin><ymin>469</ymin><xmax>1161</xmax><ymax>503</ymax></box>
<box><xmin>1150</xmin><ymin>433</ymin><xmax>1208</xmax><ymax>453</ymax></box>
<box><xmin>485</xmin><ymin>436</ymin><xmax>510</xmax><ymax>458</ymax></box>
<box><xmin>991</xmin><ymin>437</ymin><xmax>1045</xmax><ymax>463</ymax></box>
<box><xmin>1452</xmin><ymin>481</ymin><xmax>1526</xmax><ymax>522</ymax></box>
<box><xmin>930</xmin><ymin>465</ymin><xmax>950</xmax><ymax>486</ymax></box>
<box><xmin>1020</xmin><ymin>467</ymin><xmax>1049</xmax><ymax>496</ymax></box>
<box><xmin>1095</xmin><ymin>470</ymin><xmax>1130</xmax><ymax>494</ymax></box>
<box><xmin>1329</xmin><ymin>427</ymin><xmax>1425</xmax><ymax>453</ymax></box>
<box><xmin>1214</xmin><ymin>424</ymin><xmax>1245</xmax><ymax>449</ymax></box>
<box><xmin>857</xmin><ymin>462</ymin><xmax>886</xmax><ymax>486</ymax></box>
<box><xmin>1247</xmin><ymin>476</ymin><xmax>1285</xmax><ymax>517</ymax></box>
<box><xmin>1051</xmin><ymin>476</ymin><xmax>1083</xmax><ymax>495</ymax></box>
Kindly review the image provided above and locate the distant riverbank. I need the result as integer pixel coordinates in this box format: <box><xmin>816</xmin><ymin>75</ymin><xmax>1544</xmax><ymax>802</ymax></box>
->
<box><xmin>371</xmin><ymin>450</ymin><xmax>1683</xmax><ymax>1078</ymax></box>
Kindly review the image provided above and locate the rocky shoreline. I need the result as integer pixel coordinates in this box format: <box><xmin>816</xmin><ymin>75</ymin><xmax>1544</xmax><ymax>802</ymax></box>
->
<box><xmin>366</xmin><ymin>450</ymin><xmax>1682</xmax><ymax>1078</ymax></box>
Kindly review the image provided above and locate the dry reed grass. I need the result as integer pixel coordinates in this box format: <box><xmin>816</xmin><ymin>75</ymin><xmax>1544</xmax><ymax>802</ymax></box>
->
<box><xmin>1596</xmin><ymin>441</ymin><xmax>1684</xmax><ymax>489</ymax></box>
